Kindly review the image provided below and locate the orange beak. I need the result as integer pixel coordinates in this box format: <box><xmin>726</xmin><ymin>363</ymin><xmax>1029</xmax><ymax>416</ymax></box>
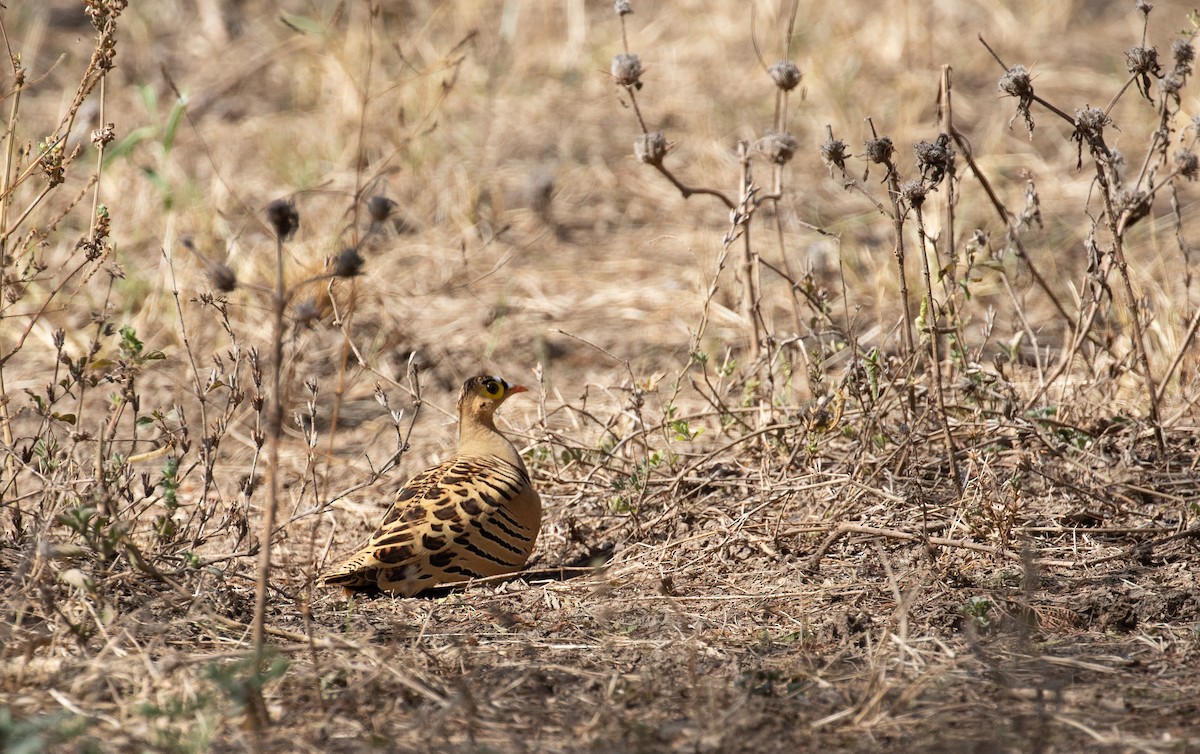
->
<box><xmin>508</xmin><ymin>384</ymin><xmax>529</xmax><ymax>395</ymax></box>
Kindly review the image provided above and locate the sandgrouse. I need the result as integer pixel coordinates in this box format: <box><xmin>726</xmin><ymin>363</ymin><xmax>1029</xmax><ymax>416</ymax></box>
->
<box><xmin>321</xmin><ymin>375</ymin><xmax>541</xmax><ymax>595</ymax></box>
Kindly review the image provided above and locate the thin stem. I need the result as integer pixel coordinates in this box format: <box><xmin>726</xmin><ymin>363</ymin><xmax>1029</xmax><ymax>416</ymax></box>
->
<box><xmin>914</xmin><ymin>204</ymin><xmax>960</xmax><ymax>491</ymax></box>
<box><xmin>253</xmin><ymin>234</ymin><xmax>287</xmax><ymax>656</ymax></box>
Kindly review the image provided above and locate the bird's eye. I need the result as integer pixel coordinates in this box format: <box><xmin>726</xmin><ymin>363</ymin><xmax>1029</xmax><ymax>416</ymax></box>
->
<box><xmin>483</xmin><ymin>379</ymin><xmax>502</xmax><ymax>397</ymax></box>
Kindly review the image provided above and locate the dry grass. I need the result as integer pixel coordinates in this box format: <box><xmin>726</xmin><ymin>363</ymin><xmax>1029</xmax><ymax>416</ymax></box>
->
<box><xmin>3</xmin><ymin>1</ymin><xmax>1200</xmax><ymax>752</ymax></box>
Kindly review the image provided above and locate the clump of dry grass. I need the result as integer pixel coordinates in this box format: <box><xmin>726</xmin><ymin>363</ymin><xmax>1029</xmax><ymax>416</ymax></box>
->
<box><xmin>2</xmin><ymin>2</ymin><xmax>1199</xmax><ymax>752</ymax></box>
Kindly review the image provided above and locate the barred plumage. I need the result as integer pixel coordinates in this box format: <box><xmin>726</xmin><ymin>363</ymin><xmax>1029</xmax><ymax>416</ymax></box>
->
<box><xmin>321</xmin><ymin>375</ymin><xmax>541</xmax><ymax>596</ymax></box>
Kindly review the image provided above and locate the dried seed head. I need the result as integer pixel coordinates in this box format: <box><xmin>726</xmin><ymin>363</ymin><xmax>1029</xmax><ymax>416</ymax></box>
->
<box><xmin>999</xmin><ymin>64</ymin><xmax>1036</xmax><ymax>133</ymax></box>
<box><xmin>294</xmin><ymin>298</ymin><xmax>320</xmax><ymax>329</ymax></box>
<box><xmin>998</xmin><ymin>64</ymin><xmax>1033</xmax><ymax>99</ymax></box>
<box><xmin>769</xmin><ymin>61</ymin><xmax>802</xmax><ymax>91</ymax></box>
<box><xmin>333</xmin><ymin>247</ymin><xmax>364</xmax><ymax>278</ymax></box>
<box><xmin>84</xmin><ymin>0</ymin><xmax>129</xmax><ymax>29</ymax></box>
<box><xmin>864</xmin><ymin>136</ymin><xmax>893</xmax><ymax>165</ymax></box>
<box><xmin>91</xmin><ymin>122</ymin><xmax>115</xmax><ymax>149</ymax></box>
<box><xmin>1074</xmin><ymin>107</ymin><xmax>1109</xmax><ymax>137</ymax></box>
<box><xmin>1172</xmin><ymin>38</ymin><xmax>1195</xmax><ymax>75</ymax></box>
<box><xmin>366</xmin><ymin>195</ymin><xmax>396</xmax><ymax>223</ymax></box>
<box><xmin>900</xmin><ymin>179</ymin><xmax>927</xmax><ymax>208</ymax></box>
<box><xmin>820</xmin><ymin>130</ymin><xmax>849</xmax><ymax>175</ymax></box>
<box><xmin>1175</xmin><ymin>148</ymin><xmax>1199</xmax><ymax>180</ymax></box>
<box><xmin>266</xmin><ymin>198</ymin><xmax>299</xmax><ymax>241</ymax></box>
<box><xmin>914</xmin><ymin>133</ymin><xmax>953</xmax><ymax>185</ymax></box>
<box><xmin>611</xmin><ymin>53</ymin><xmax>643</xmax><ymax>88</ymax></box>
<box><xmin>1125</xmin><ymin>45</ymin><xmax>1162</xmax><ymax>77</ymax></box>
<box><xmin>1161</xmin><ymin>72</ymin><xmax>1184</xmax><ymax>97</ymax></box>
<box><xmin>634</xmin><ymin>132</ymin><xmax>668</xmax><ymax>165</ymax></box>
<box><xmin>614</xmin><ymin>0</ymin><xmax>633</xmax><ymax>16</ymax></box>
<box><xmin>757</xmin><ymin>131</ymin><xmax>799</xmax><ymax>165</ymax></box>
<box><xmin>1117</xmin><ymin>189</ymin><xmax>1151</xmax><ymax>228</ymax></box>
<box><xmin>209</xmin><ymin>263</ymin><xmax>238</xmax><ymax>293</ymax></box>
<box><xmin>1135</xmin><ymin>0</ymin><xmax>1152</xmax><ymax>14</ymax></box>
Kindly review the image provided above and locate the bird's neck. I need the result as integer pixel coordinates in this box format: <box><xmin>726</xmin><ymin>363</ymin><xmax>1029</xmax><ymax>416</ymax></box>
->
<box><xmin>457</xmin><ymin>414</ymin><xmax>525</xmax><ymax>469</ymax></box>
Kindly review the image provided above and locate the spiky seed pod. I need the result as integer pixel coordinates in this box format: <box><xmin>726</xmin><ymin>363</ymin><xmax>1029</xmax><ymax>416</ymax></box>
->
<box><xmin>634</xmin><ymin>132</ymin><xmax>668</xmax><ymax>165</ymax></box>
<box><xmin>1161</xmin><ymin>73</ymin><xmax>1183</xmax><ymax>97</ymax></box>
<box><xmin>614</xmin><ymin>0</ymin><xmax>633</xmax><ymax>15</ymax></box>
<box><xmin>333</xmin><ymin>247</ymin><xmax>364</xmax><ymax>278</ymax></box>
<box><xmin>1125</xmin><ymin>46</ymin><xmax>1161</xmax><ymax>77</ymax></box>
<box><xmin>1172</xmin><ymin>38</ymin><xmax>1195</xmax><ymax>75</ymax></box>
<box><xmin>266</xmin><ymin>199</ymin><xmax>299</xmax><ymax>241</ymax></box>
<box><xmin>1125</xmin><ymin>45</ymin><xmax>1162</xmax><ymax>98</ymax></box>
<box><xmin>293</xmin><ymin>298</ymin><xmax>319</xmax><ymax>328</ymax></box>
<box><xmin>998</xmin><ymin>64</ymin><xmax>1036</xmax><ymax>133</ymax></box>
<box><xmin>864</xmin><ymin>136</ymin><xmax>893</xmax><ymax>165</ymax></box>
<box><xmin>611</xmin><ymin>53</ymin><xmax>643</xmax><ymax>88</ymax></box>
<box><xmin>1118</xmin><ymin>189</ymin><xmax>1152</xmax><ymax>228</ymax></box>
<box><xmin>209</xmin><ymin>263</ymin><xmax>238</xmax><ymax>293</ymax></box>
<box><xmin>1175</xmin><ymin>148</ymin><xmax>1199</xmax><ymax>180</ymax></box>
<box><xmin>914</xmin><ymin>134</ymin><xmax>953</xmax><ymax>186</ymax></box>
<box><xmin>998</xmin><ymin>64</ymin><xmax>1033</xmax><ymax>99</ymax></box>
<box><xmin>757</xmin><ymin>131</ymin><xmax>798</xmax><ymax>165</ymax></box>
<box><xmin>91</xmin><ymin>123</ymin><xmax>115</xmax><ymax>149</ymax></box>
<box><xmin>366</xmin><ymin>195</ymin><xmax>396</xmax><ymax>223</ymax></box>
<box><xmin>1074</xmin><ymin>107</ymin><xmax>1109</xmax><ymax>137</ymax></box>
<box><xmin>820</xmin><ymin>131</ymin><xmax>849</xmax><ymax>175</ymax></box>
<box><xmin>769</xmin><ymin>61</ymin><xmax>802</xmax><ymax>91</ymax></box>
<box><xmin>900</xmin><ymin>179</ymin><xmax>927</xmax><ymax>208</ymax></box>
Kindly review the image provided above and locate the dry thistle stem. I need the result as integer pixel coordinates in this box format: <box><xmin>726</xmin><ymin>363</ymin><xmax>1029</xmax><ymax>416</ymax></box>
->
<box><xmin>757</xmin><ymin>131</ymin><xmax>798</xmax><ymax>165</ymax></box>
<box><xmin>293</xmin><ymin>298</ymin><xmax>319</xmax><ymax>328</ymax></box>
<box><xmin>91</xmin><ymin>123</ymin><xmax>116</xmax><ymax>148</ymax></box>
<box><xmin>769</xmin><ymin>61</ymin><xmax>802</xmax><ymax>91</ymax></box>
<box><xmin>1175</xmin><ymin>148</ymin><xmax>1199</xmax><ymax>180</ymax></box>
<box><xmin>367</xmin><ymin>195</ymin><xmax>396</xmax><ymax>223</ymax></box>
<box><xmin>611</xmin><ymin>53</ymin><xmax>643</xmax><ymax>88</ymax></box>
<box><xmin>820</xmin><ymin>128</ymin><xmax>849</xmax><ymax>176</ymax></box>
<box><xmin>266</xmin><ymin>198</ymin><xmax>299</xmax><ymax>240</ymax></box>
<box><xmin>614</xmin><ymin>0</ymin><xmax>633</xmax><ymax>16</ymax></box>
<box><xmin>333</xmin><ymin>247</ymin><xmax>364</xmax><ymax>278</ymax></box>
<box><xmin>864</xmin><ymin>136</ymin><xmax>894</xmax><ymax>165</ymax></box>
<box><xmin>634</xmin><ymin>132</ymin><xmax>668</xmax><ymax>165</ymax></box>
<box><xmin>1125</xmin><ymin>45</ymin><xmax>1162</xmax><ymax>100</ymax></box>
<box><xmin>1162</xmin><ymin>72</ymin><xmax>1184</xmax><ymax>97</ymax></box>
<box><xmin>1117</xmin><ymin>189</ymin><xmax>1152</xmax><ymax>228</ymax></box>
<box><xmin>209</xmin><ymin>263</ymin><xmax>238</xmax><ymax>293</ymax></box>
<box><xmin>900</xmin><ymin>179</ymin><xmax>927</xmax><ymax>208</ymax></box>
<box><xmin>1172</xmin><ymin>38</ymin><xmax>1195</xmax><ymax>75</ymax></box>
<box><xmin>914</xmin><ymin>134</ymin><xmax>953</xmax><ymax>186</ymax></box>
<box><xmin>1072</xmin><ymin>107</ymin><xmax>1111</xmax><ymax>166</ymax></box>
<box><xmin>998</xmin><ymin>64</ymin><xmax>1035</xmax><ymax>133</ymax></box>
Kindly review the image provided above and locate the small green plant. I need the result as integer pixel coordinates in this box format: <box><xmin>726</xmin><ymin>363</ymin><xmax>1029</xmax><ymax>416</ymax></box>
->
<box><xmin>961</xmin><ymin>596</ymin><xmax>993</xmax><ymax>632</ymax></box>
<box><xmin>153</xmin><ymin>456</ymin><xmax>181</xmax><ymax>542</ymax></box>
<box><xmin>204</xmin><ymin>651</ymin><xmax>290</xmax><ymax>719</ymax></box>
<box><xmin>0</xmin><ymin>707</ymin><xmax>95</xmax><ymax>754</ymax></box>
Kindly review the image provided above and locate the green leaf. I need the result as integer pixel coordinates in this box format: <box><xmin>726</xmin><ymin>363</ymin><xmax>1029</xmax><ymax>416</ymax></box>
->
<box><xmin>161</xmin><ymin>96</ymin><xmax>188</xmax><ymax>153</ymax></box>
<box><xmin>281</xmin><ymin>12</ymin><xmax>326</xmax><ymax>34</ymax></box>
<box><xmin>102</xmin><ymin>124</ymin><xmax>157</xmax><ymax>167</ymax></box>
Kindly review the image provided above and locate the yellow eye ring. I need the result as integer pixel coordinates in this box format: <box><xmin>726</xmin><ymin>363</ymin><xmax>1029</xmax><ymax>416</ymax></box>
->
<box><xmin>483</xmin><ymin>379</ymin><xmax>502</xmax><ymax>397</ymax></box>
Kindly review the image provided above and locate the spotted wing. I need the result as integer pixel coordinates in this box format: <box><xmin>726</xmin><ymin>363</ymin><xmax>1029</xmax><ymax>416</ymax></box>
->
<box><xmin>320</xmin><ymin>455</ymin><xmax>540</xmax><ymax>596</ymax></box>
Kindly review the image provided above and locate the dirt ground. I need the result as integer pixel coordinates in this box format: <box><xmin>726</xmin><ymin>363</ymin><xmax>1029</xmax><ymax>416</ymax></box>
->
<box><xmin>2</xmin><ymin>1</ymin><xmax>1199</xmax><ymax>752</ymax></box>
